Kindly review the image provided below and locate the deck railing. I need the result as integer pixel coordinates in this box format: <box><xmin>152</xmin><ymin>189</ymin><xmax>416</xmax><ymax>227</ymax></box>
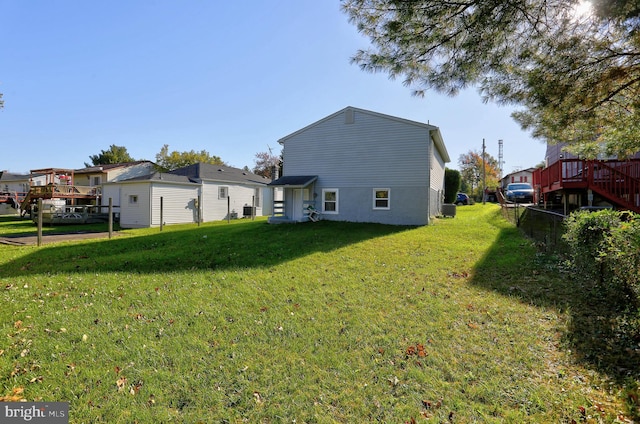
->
<box><xmin>28</xmin><ymin>184</ymin><xmax>100</xmax><ymax>197</ymax></box>
<box><xmin>533</xmin><ymin>159</ymin><xmax>640</xmax><ymax>213</ymax></box>
<box><xmin>272</xmin><ymin>200</ymin><xmax>286</xmax><ymax>217</ymax></box>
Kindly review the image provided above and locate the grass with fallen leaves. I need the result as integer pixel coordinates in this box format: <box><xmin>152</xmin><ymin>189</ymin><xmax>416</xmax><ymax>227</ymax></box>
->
<box><xmin>0</xmin><ymin>206</ymin><xmax>637</xmax><ymax>422</ymax></box>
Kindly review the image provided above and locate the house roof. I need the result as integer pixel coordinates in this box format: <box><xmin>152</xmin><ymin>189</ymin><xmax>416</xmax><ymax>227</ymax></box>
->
<box><xmin>0</xmin><ymin>171</ymin><xmax>32</xmax><ymax>182</ymax></box>
<box><xmin>277</xmin><ymin>106</ymin><xmax>450</xmax><ymax>163</ymax></box>
<box><xmin>169</xmin><ymin>163</ymin><xmax>271</xmax><ymax>185</ymax></box>
<box><xmin>74</xmin><ymin>161</ymin><xmax>155</xmax><ymax>174</ymax></box>
<box><xmin>106</xmin><ymin>163</ymin><xmax>271</xmax><ymax>186</ymax></box>
<box><xmin>268</xmin><ymin>175</ymin><xmax>317</xmax><ymax>188</ymax></box>
<box><xmin>115</xmin><ymin>172</ymin><xmax>193</xmax><ymax>184</ymax></box>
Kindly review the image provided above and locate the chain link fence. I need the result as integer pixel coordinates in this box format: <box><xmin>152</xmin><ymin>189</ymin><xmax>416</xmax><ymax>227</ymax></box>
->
<box><xmin>504</xmin><ymin>205</ymin><xmax>567</xmax><ymax>253</ymax></box>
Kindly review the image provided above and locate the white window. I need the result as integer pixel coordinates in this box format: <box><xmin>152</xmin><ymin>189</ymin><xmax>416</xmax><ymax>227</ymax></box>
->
<box><xmin>322</xmin><ymin>189</ymin><xmax>339</xmax><ymax>214</ymax></box>
<box><xmin>129</xmin><ymin>195</ymin><xmax>138</xmax><ymax>205</ymax></box>
<box><xmin>373</xmin><ymin>189</ymin><xmax>390</xmax><ymax>210</ymax></box>
<box><xmin>218</xmin><ymin>187</ymin><xmax>228</xmax><ymax>199</ymax></box>
<box><xmin>92</xmin><ymin>176</ymin><xmax>102</xmax><ymax>186</ymax></box>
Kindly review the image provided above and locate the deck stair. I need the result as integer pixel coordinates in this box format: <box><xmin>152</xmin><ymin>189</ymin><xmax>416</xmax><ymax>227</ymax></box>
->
<box><xmin>589</xmin><ymin>161</ymin><xmax>640</xmax><ymax>213</ymax></box>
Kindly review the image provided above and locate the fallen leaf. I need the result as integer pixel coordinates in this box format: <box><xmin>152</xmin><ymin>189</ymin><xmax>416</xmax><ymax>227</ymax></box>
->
<box><xmin>129</xmin><ymin>381</ymin><xmax>142</xmax><ymax>396</ymax></box>
<box><xmin>0</xmin><ymin>387</ymin><xmax>25</xmax><ymax>402</ymax></box>
<box><xmin>116</xmin><ymin>376</ymin><xmax>127</xmax><ymax>392</ymax></box>
<box><xmin>417</xmin><ymin>344</ymin><xmax>427</xmax><ymax>357</ymax></box>
<box><xmin>253</xmin><ymin>391</ymin><xmax>263</xmax><ymax>404</ymax></box>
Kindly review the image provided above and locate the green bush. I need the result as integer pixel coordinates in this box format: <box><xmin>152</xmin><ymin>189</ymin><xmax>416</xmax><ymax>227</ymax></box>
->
<box><xmin>444</xmin><ymin>168</ymin><xmax>461</xmax><ymax>203</ymax></box>
<box><xmin>563</xmin><ymin>209</ymin><xmax>640</xmax><ymax>306</ymax></box>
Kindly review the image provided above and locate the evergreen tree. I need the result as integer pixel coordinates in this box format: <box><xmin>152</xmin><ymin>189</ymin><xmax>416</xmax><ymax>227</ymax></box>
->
<box><xmin>342</xmin><ymin>0</ymin><xmax>640</xmax><ymax>157</ymax></box>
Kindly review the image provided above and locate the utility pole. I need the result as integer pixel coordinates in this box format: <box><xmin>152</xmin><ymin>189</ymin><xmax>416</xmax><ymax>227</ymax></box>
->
<box><xmin>482</xmin><ymin>138</ymin><xmax>486</xmax><ymax>205</ymax></box>
<box><xmin>498</xmin><ymin>139</ymin><xmax>504</xmax><ymax>182</ymax></box>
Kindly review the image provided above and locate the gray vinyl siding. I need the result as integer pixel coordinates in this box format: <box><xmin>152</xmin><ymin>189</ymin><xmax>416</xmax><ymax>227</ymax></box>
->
<box><xmin>429</xmin><ymin>137</ymin><xmax>446</xmax><ymax>217</ymax></box>
<box><xmin>283</xmin><ymin>110</ymin><xmax>430</xmax><ymax>187</ymax></box>
<box><xmin>318</xmin><ymin>186</ymin><xmax>429</xmax><ymax>226</ymax></box>
<box><xmin>281</xmin><ymin>108</ymin><xmax>437</xmax><ymax>225</ymax></box>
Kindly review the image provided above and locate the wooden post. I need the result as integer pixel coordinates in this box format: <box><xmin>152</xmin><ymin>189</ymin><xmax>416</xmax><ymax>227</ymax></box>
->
<box><xmin>252</xmin><ymin>195</ymin><xmax>255</xmax><ymax>221</ymax></box>
<box><xmin>160</xmin><ymin>197</ymin><xmax>164</xmax><ymax>231</ymax></box>
<box><xmin>108</xmin><ymin>197</ymin><xmax>113</xmax><ymax>239</ymax></box>
<box><xmin>37</xmin><ymin>198</ymin><xmax>43</xmax><ymax>247</ymax></box>
<box><xmin>227</xmin><ymin>196</ymin><xmax>231</xmax><ymax>224</ymax></box>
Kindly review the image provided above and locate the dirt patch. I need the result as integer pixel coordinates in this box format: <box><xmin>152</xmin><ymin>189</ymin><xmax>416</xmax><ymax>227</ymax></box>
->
<box><xmin>0</xmin><ymin>232</ymin><xmax>119</xmax><ymax>246</ymax></box>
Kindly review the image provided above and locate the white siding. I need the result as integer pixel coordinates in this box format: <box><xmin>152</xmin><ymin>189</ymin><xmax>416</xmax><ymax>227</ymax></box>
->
<box><xmin>201</xmin><ymin>182</ymin><xmax>264</xmax><ymax>221</ymax></box>
<box><xmin>101</xmin><ymin>185</ymin><xmax>121</xmax><ymax>208</ymax></box>
<box><xmin>118</xmin><ymin>183</ymin><xmax>152</xmax><ymax>228</ymax></box>
<box><xmin>150</xmin><ymin>184</ymin><xmax>199</xmax><ymax>226</ymax></box>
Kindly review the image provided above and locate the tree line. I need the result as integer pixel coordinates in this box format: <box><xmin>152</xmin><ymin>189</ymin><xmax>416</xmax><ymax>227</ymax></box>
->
<box><xmin>85</xmin><ymin>144</ymin><xmax>281</xmax><ymax>179</ymax></box>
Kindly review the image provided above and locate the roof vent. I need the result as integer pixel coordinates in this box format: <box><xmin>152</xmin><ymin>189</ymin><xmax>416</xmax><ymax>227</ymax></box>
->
<box><xmin>345</xmin><ymin>108</ymin><xmax>354</xmax><ymax>124</ymax></box>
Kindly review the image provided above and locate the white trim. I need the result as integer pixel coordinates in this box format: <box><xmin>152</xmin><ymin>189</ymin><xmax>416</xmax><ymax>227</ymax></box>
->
<box><xmin>322</xmin><ymin>188</ymin><xmax>339</xmax><ymax>214</ymax></box>
<box><xmin>373</xmin><ymin>188</ymin><xmax>390</xmax><ymax>210</ymax></box>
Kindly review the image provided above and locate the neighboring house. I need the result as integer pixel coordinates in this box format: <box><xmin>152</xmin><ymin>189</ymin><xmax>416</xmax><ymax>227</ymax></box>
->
<box><xmin>501</xmin><ymin>168</ymin><xmax>535</xmax><ymax>189</ymax></box>
<box><xmin>74</xmin><ymin>161</ymin><xmax>157</xmax><ymax>189</ymax></box>
<box><xmin>533</xmin><ymin>142</ymin><xmax>640</xmax><ymax>214</ymax></box>
<box><xmin>0</xmin><ymin>171</ymin><xmax>46</xmax><ymax>215</ymax></box>
<box><xmin>267</xmin><ymin>106</ymin><xmax>450</xmax><ymax>226</ymax></box>
<box><xmin>103</xmin><ymin>163</ymin><xmax>272</xmax><ymax>228</ymax></box>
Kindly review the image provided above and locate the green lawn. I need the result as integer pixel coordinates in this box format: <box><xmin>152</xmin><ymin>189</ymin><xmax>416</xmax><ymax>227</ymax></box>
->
<box><xmin>0</xmin><ymin>206</ymin><xmax>636</xmax><ymax>423</ymax></box>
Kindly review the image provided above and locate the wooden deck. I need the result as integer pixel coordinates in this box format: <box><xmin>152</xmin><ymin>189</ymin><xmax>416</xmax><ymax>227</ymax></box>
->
<box><xmin>533</xmin><ymin>159</ymin><xmax>640</xmax><ymax>213</ymax></box>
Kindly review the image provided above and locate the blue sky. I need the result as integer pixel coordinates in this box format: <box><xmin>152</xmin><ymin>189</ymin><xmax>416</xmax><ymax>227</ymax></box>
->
<box><xmin>0</xmin><ymin>1</ymin><xmax>547</xmax><ymax>175</ymax></box>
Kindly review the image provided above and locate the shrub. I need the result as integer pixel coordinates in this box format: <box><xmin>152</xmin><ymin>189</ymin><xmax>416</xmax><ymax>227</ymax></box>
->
<box><xmin>444</xmin><ymin>168</ymin><xmax>461</xmax><ymax>204</ymax></box>
<box><xmin>563</xmin><ymin>209</ymin><xmax>640</xmax><ymax>306</ymax></box>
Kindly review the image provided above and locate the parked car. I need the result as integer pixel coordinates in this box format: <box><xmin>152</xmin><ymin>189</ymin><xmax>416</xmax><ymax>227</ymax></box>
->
<box><xmin>455</xmin><ymin>193</ymin><xmax>470</xmax><ymax>205</ymax></box>
<box><xmin>505</xmin><ymin>183</ymin><xmax>534</xmax><ymax>203</ymax></box>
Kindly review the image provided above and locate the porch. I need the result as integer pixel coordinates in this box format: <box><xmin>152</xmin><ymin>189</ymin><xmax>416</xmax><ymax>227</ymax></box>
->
<box><xmin>533</xmin><ymin>159</ymin><xmax>640</xmax><ymax>214</ymax></box>
<box><xmin>267</xmin><ymin>175</ymin><xmax>319</xmax><ymax>224</ymax></box>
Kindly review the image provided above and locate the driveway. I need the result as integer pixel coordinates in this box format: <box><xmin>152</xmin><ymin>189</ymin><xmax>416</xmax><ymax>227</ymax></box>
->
<box><xmin>0</xmin><ymin>231</ymin><xmax>118</xmax><ymax>246</ymax></box>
